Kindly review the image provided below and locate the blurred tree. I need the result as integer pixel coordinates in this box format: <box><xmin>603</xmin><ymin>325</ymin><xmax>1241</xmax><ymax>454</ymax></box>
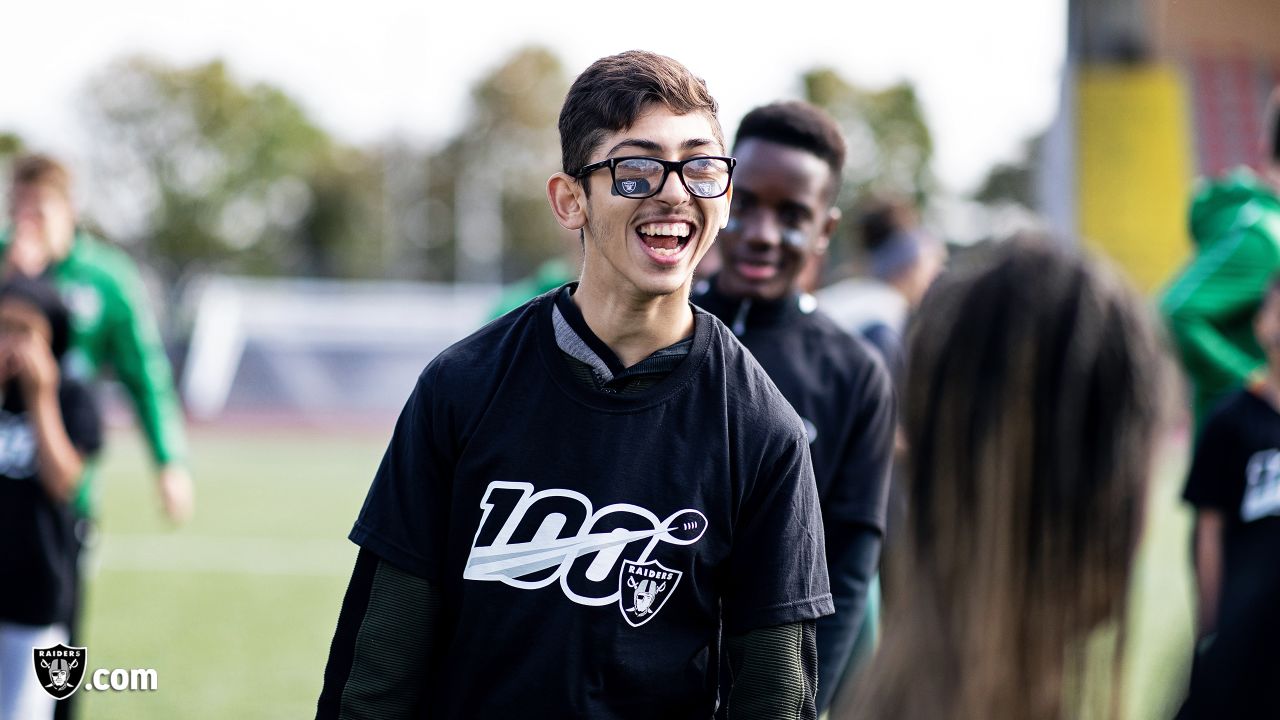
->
<box><xmin>0</xmin><ymin>132</ymin><xmax>23</xmax><ymax>157</ymax></box>
<box><xmin>78</xmin><ymin>56</ymin><xmax>381</xmax><ymax>285</ymax></box>
<box><xmin>804</xmin><ymin>68</ymin><xmax>935</xmax><ymax>206</ymax></box>
<box><xmin>0</xmin><ymin>132</ymin><xmax>24</xmax><ymax>209</ymax></box>
<box><xmin>803</xmin><ymin>69</ymin><xmax>936</xmax><ymax>277</ymax></box>
<box><xmin>417</xmin><ymin>140</ymin><xmax>460</xmax><ymax>283</ymax></box>
<box><xmin>974</xmin><ymin>133</ymin><xmax>1044</xmax><ymax>210</ymax></box>
<box><xmin>423</xmin><ymin>46</ymin><xmax>572</xmax><ymax>284</ymax></box>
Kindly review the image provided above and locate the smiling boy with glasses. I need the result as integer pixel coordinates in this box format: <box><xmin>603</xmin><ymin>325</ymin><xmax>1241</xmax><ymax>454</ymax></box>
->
<box><xmin>317</xmin><ymin>51</ymin><xmax>833</xmax><ymax>720</ymax></box>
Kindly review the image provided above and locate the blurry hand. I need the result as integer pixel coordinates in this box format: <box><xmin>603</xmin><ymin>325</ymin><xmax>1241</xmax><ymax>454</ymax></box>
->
<box><xmin>158</xmin><ymin>464</ymin><xmax>195</xmax><ymax>525</ymax></box>
<box><xmin>12</xmin><ymin>336</ymin><xmax>59</xmax><ymax>398</ymax></box>
<box><xmin>0</xmin><ymin>345</ymin><xmax>17</xmax><ymax>384</ymax></box>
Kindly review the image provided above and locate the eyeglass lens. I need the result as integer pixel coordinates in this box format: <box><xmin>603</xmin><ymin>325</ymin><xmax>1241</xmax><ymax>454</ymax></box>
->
<box><xmin>613</xmin><ymin>158</ymin><xmax>730</xmax><ymax>198</ymax></box>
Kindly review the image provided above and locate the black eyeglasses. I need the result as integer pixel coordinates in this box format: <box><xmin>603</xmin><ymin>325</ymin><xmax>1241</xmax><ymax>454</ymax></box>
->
<box><xmin>574</xmin><ymin>156</ymin><xmax>736</xmax><ymax>199</ymax></box>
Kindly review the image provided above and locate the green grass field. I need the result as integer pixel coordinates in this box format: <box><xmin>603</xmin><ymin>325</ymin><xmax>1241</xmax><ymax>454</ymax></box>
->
<box><xmin>74</xmin><ymin>424</ymin><xmax>1197</xmax><ymax>719</ymax></box>
<box><xmin>1126</xmin><ymin>440</ymin><xmax>1196</xmax><ymax>720</ymax></box>
<box><xmin>79</xmin><ymin>425</ymin><xmax>386</xmax><ymax>720</ymax></box>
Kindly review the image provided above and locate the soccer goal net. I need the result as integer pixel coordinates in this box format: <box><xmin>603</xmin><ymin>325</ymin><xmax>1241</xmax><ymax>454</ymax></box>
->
<box><xmin>181</xmin><ymin>275</ymin><xmax>502</xmax><ymax>422</ymax></box>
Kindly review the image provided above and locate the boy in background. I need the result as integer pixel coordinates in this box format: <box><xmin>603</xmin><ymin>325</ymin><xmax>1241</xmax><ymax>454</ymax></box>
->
<box><xmin>0</xmin><ymin>277</ymin><xmax>102</xmax><ymax>720</ymax></box>
<box><xmin>1181</xmin><ymin>275</ymin><xmax>1280</xmax><ymax>718</ymax></box>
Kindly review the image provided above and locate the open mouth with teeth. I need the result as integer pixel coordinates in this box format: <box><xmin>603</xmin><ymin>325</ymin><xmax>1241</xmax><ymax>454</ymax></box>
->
<box><xmin>636</xmin><ymin>221</ymin><xmax>696</xmax><ymax>264</ymax></box>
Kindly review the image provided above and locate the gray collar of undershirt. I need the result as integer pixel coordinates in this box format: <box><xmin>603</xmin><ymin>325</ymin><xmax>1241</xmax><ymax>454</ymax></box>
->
<box><xmin>552</xmin><ymin>303</ymin><xmax>616</xmax><ymax>383</ymax></box>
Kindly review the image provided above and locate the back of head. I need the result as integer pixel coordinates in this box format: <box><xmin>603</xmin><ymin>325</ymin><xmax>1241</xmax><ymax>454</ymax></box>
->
<box><xmin>557</xmin><ymin>50</ymin><xmax>722</xmax><ymax>177</ymax></box>
<box><xmin>857</xmin><ymin>196</ymin><xmax>917</xmax><ymax>252</ymax></box>
<box><xmin>849</xmin><ymin>236</ymin><xmax>1166</xmax><ymax>720</ymax></box>
<box><xmin>856</xmin><ymin>195</ymin><xmax>942</xmax><ymax>304</ymax></box>
<box><xmin>734</xmin><ymin>101</ymin><xmax>846</xmax><ymax>204</ymax></box>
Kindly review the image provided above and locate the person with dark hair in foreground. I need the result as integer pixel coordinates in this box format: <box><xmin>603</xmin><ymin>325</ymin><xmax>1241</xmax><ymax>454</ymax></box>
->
<box><xmin>693</xmin><ymin>100</ymin><xmax>894</xmax><ymax>714</ymax></box>
<box><xmin>318</xmin><ymin>52</ymin><xmax>833</xmax><ymax>719</ymax></box>
<box><xmin>838</xmin><ymin>238</ymin><xmax>1167</xmax><ymax>720</ymax></box>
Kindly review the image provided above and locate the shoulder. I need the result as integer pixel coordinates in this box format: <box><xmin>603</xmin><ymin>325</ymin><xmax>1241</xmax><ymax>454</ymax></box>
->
<box><xmin>860</xmin><ymin>319</ymin><xmax>899</xmax><ymax>349</ymax></box>
<box><xmin>700</xmin><ymin>311</ymin><xmax>808</xmax><ymax>443</ymax></box>
<box><xmin>423</xmin><ymin>288</ymin><xmax>548</xmax><ymax>389</ymax></box>
<box><xmin>1198</xmin><ymin>389</ymin><xmax>1257</xmax><ymax>444</ymax></box>
<box><xmin>68</xmin><ymin>232</ymin><xmax>137</xmax><ymax>270</ymax></box>
<box><xmin>805</xmin><ymin>305</ymin><xmax>874</xmax><ymax>351</ymax></box>
<box><xmin>62</xmin><ymin>232</ymin><xmax>143</xmax><ymax>291</ymax></box>
<box><xmin>801</xmin><ymin>307</ymin><xmax>894</xmax><ymax>392</ymax></box>
<box><xmin>1220</xmin><ymin>387</ymin><xmax>1265</xmax><ymax>419</ymax></box>
<box><xmin>814</xmin><ymin>278</ymin><xmax>907</xmax><ymax>333</ymax></box>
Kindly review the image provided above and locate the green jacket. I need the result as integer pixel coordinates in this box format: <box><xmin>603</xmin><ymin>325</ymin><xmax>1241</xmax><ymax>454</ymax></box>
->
<box><xmin>0</xmin><ymin>228</ymin><xmax>188</xmax><ymax>515</ymax></box>
<box><xmin>488</xmin><ymin>258</ymin><xmax>577</xmax><ymax>320</ymax></box>
<box><xmin>1160</xmin><ymin>169</ymin><xmax>1280</xmax><ymax>428</ymax></box>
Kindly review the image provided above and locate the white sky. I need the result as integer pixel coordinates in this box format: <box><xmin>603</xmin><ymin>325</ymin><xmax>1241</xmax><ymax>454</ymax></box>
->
<box><xmin>2</xmin><ymin>0</ymin><xmax>1066</xmax><ymax>194</ymax></box>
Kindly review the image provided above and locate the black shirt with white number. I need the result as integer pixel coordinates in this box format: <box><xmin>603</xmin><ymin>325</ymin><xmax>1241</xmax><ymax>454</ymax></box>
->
<box><xmin>351</xmin><ymin>287</ymin><xmax>833</xmax><ymax>720</ymax></box>
<box><xmin>1182</xmin><ymin>388</ymin><xmax>1280</xmax><ymax>717</ymax></box>
<box><xmin>0</xmin><ymin>380</ymin><xmax>103</xmax><ymax>626</ymax></box>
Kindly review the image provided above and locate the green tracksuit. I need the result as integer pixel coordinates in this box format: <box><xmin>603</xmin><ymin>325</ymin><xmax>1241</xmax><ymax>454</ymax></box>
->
<box><xmin>0</xmin><ymin>228</ymin><xmax>188</xmax><ymax>516</ymax></box>
<box><xmin>1160</xmin><ymin>169</ymin><xmax>1280</xmax><ymax>429</ymax></box>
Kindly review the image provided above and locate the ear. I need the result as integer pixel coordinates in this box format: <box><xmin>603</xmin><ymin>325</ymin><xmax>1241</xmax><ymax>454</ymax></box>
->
<box><xmin>813</xmin><ymin>205</ymin><xmax>841</xmax><ymax>256</ymax></box>
<box><xmin>547</xmin><ymin>172</ymin><xmax>588</xmax><ymax>231</ymax></box>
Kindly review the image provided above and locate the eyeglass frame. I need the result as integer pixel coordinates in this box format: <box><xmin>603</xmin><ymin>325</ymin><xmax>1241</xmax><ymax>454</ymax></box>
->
<box><xmin>573</xmin><ymin>155</ymin><xmax>737</xmax><ymax>199</ymax></box>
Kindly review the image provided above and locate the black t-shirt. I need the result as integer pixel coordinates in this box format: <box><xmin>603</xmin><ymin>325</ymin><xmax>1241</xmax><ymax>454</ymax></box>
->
<box><xmin>0</xmin><ymin>380</ymin><xmax>103</xmax><ymax>626</ymax></box>
<box><xmin>694</xmin><ymin>282</ymin><xmax>895</xmax><ymax>535</ymax></box>
<box><xmin>1182</xmin><ymin>388</ymin><xmax>1280</xmax><ymax>717</ymax></box>
<box><xmin>351</xmin><ymin>287</ymin><xmax>833</xmax><ymax>720</ymax></box>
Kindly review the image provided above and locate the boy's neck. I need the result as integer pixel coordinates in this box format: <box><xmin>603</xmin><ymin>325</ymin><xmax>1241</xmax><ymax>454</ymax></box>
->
<box><xmin>572</xmin><ymin>278</ymin><xmax>694</xmax><ymax>368</ymax></box>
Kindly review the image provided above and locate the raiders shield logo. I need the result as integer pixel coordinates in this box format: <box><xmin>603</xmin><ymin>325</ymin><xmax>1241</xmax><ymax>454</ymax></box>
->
<box><xmin>619</xmin><ymin>179</ymin><xmax>639</xmax><ymax>194</ymax></box>
<box><xmin>619</xmin><ymin>559</ymin><xmax>681</xmax><ymax>627</ymax></box>
<box><xmin>33</xmin><ymin>644</ymin><xmax>87</xmax><ymax>700</ymax></box>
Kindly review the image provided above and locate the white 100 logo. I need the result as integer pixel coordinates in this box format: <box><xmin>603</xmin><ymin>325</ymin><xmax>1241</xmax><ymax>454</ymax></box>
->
<box><xmin>463</xmin><ymin>481</ymin><xmax>707</xmax><ymax>606</ymax></box>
